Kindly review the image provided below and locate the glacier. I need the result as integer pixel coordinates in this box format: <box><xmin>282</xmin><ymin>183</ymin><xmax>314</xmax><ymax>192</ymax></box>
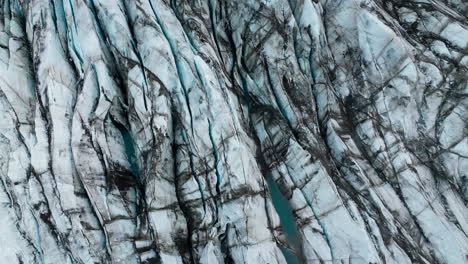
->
<box><xmin>0</xmin><ymin>0</ymin><xmax>467</xmax><ymax>263</ymax></box>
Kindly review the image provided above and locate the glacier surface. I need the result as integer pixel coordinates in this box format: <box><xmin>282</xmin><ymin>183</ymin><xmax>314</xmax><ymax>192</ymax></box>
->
<box><xmin>0</xmin><ymin>0</ymin><xmax>467</xmax><ymax>263</ymax></box>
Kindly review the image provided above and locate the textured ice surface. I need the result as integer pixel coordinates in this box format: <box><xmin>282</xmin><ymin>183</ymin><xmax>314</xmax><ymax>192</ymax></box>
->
<box><xmin>0</xmin><ymin>0</ymin><xmax>467</xmax><ymax>263</ymax></box>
